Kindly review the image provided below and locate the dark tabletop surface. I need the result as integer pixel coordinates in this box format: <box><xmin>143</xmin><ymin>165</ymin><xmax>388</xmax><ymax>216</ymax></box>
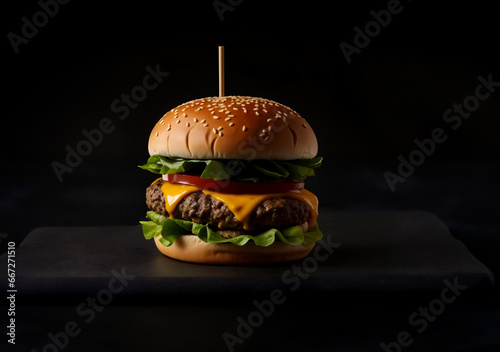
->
<box><xmin>2</xmin><ymin>209</ymin><xmax>498</xmax><ymax>352</ymax></box>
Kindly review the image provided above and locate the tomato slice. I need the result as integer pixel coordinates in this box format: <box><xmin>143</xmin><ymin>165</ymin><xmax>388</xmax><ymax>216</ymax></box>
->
<box><xmin>163</xmin><ymin>174</ymin><xmax>304</xmax><ymax>194</ymax></box>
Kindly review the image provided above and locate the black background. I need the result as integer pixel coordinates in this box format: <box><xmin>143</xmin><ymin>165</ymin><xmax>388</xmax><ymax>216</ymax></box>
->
<box><xmin>1</xmin><ymin>0</ymin><xmax>499</xmax><ymax>350</ymax></box>
<box><xmin>2</xmin><ymin>0</ymin><xmax>499</xmax><ymax>271</ymax></box>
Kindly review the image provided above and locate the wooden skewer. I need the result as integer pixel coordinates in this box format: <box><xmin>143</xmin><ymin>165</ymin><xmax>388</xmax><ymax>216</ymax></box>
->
<box><xmin>219</xmin><ymin>46</ymin><xmax>225</xmax><ymax>97</ymax></box>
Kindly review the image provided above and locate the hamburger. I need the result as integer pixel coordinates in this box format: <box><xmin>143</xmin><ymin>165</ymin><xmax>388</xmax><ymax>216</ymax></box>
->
<box><xmin>139</xmin><ymin>95</ymin><xmax>323</xmax><ymax>264</ymax></box>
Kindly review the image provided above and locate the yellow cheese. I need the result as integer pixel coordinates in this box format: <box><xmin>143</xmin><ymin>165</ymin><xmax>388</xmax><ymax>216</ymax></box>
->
<box><xmin>157</xmin><ymin>178</ymin><xmax>318</xmax><ymax>230</ymax></box>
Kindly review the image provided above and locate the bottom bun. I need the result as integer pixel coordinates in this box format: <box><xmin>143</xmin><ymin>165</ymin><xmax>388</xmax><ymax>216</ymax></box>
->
<box><xmin>154</xmin><ymin>235</ymin><xmax>314</xmax><ymax>265</ymax></box>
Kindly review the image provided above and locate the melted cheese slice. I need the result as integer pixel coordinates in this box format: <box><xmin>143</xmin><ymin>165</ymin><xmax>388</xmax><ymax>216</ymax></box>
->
<box><xmin>157</xmin><ymin>178</ymin><xmax>318</xmax><ymax>230</ymax></box>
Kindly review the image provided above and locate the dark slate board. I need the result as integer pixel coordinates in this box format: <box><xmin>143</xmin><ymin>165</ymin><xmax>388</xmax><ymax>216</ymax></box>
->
<box><xmin>7</xmin><ymin>210</ymin><xmax>494</xmax><ymax>297</ymax></box>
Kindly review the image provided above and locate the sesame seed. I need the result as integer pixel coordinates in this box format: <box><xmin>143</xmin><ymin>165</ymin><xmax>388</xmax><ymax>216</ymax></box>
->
<box><xmin>203</xmin><ymin>123</ymin><xmax>209</xmax><ymax>127</ymax></box>
<box><xmin>217</xmin><ymin>126</ymin><xmax>223</xmax><ymax>131</ymax></box>
<box><xmin>302</xmin><ymin>123</ymin><xmax>307</xmax><ymax>128</ymax></box>
<box><xmin>228</xmin><ymin>115</ymin><xmax>235</xmax><ymax>118</ymax></box>
<box><xmin>268</xmin><ymin>126</ymin><xmax>272</xmax><ymax>131</ymax></box>
<box><xmin>242</xmin><ymin>125</ymin><xmax>247</xmax><ymax>132</ymax></box>
<box><xmin>229</xmin><ymin>122</ymin><xmax>235</xmax><ymax>127</ymax></box>
<box><xmin>186</xmin><ymin>122</ymin><xmax>190</xmax><ymax>127</ymax></box>
<box><xmin>263</xmin><ymin>109</ymin><xmax>268</xmax><ymax>113</ymax></box>
<box><xmin>219</xmin><ymin>131</ymin><xmax>223</xmax><ymax>137</ymax></box>
<box><xmin>243</xmin><ymin>108</ymin><xmax>248</xmax><ymax>113</ymax></box>
<box><xmin>155</xmin><ymin>131</ymin><xmax>159</xmax><ymax>137</ymax></box>
<box><xmin>267</xmin><ymin>118</ymin><xmax>272</xmax><ymax>123</ymax></box>
<box><xmin>176</xmin><ymin>120</ymin><xmax>180</xmax><ymax>124</ymax></box>
<box><xmin>213</xmin><ymin>115</ymin><xmax>220</xmax><ymax>120</ymax></box>
<box><xmin>213</xmin><ymin>128</ymin><xmax>217</xmax><ymax>134</ymax></box>
<box><xmin>183</xmin><ymin>113</ymin><xmax>187</xmax><ymax>118</ymax></box>
<box><xmin>200</xmin><ymin>119</ymin><xmax>206</xmax><ymax>123</ymax></box>
<box><xmin>225</xmin><ymin>117</ymin><xmax>231</xmax><ymax>121</ymax></box>
<box><xmin>255</xmin><ymin>111</ymin><xmax>260</xmax><ymax>116</ymax></box>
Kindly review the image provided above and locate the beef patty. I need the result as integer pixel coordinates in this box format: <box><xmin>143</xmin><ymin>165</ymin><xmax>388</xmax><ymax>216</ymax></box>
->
<box><xmin>146</xmin><ymin>179</ymin><xmax>310</xmax><ymax>236</ymax></box>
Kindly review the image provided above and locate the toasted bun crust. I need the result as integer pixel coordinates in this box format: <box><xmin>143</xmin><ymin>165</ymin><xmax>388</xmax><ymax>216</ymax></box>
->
<box><xmin>148</xmin><ymin>96</ymin><xmax>318</xmax><ymax>160</ymax></box>
<box><xmin>154</xmin><ymin>235</ymin><xmax>314</xmax><ymax>265</ymax></box>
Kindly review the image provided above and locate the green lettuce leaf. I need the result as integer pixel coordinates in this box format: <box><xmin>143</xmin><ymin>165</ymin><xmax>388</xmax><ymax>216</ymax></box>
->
<box><xmin>138</xmin><ymin>156</ymin><xmax>322</xmax><ymax>182</ymax></box>
<box><xmin>140</xmin><ymin>211</ymin><xmax>323</xmax><ymax>247</ymax></box>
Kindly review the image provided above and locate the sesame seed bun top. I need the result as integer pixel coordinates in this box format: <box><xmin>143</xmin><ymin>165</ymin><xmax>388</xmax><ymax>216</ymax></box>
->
<box><xmin>148</xmin><ymin>96</ymin><xmax>318</xmax><ymax>160</ymax></box>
